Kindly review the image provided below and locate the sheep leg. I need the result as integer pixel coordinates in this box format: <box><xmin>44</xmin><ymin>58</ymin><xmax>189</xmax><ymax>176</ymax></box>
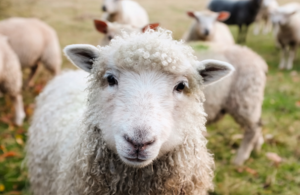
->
<box><xmin>11</xmin><ymin>94</ymin><xmax>25</xmax><ymax>126</ymax></box>
<box><xmin>253</xmin><ymin>21</ymin><xmax>261</xmax><ymax>35</ymax></box>
<box><xmin>263</xmin><ymin>18</ymin><xmax>272</xmax><ymax>34</ymax></box>
<box><xmin>237</xmin><ymin>25</ymin><xmax>243</xmax><ymax>44</ymax></box>
<box><xmin>286</xmin><ymin>46</ymin><xmax>297</xmax><ymax>70</ymax></box>
<box><xmin>233</xmin><ymin>124</ymin><xmax>261</xmax><ymax>165</ymax></box>
<box><xmin>279</xmin><ymin>45</ymin><xmax>288</xmax><ymax>69</ymax></box>
<box><xmin>26</xmin><ymin>63</ymin><xmax>39</xmax><ymax>87</ymax></box>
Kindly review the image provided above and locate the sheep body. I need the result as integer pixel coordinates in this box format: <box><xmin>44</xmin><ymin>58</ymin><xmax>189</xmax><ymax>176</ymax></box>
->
<box><xmin>208</xmin><ymin>0</ymin><xmax>262</xmax><ymax>43</ymax></box>
<box><xmin>183</xmin><ymin>11</ymin><xmax>234</xmax><ymax>44</ymax></box>
<box><xmin>190</xmin><ymin>42</ymin><xmax>267</xmax><ymax>165</ymax></box>
<box><xmin>102</xmin><ymin>0</ymin><xmax>149</xmax><ymax>28</ymax></box>
<box><xmin>0</xmin><ymin>35</ymin><xmax>25</xmax><ymax>126</ymax></box>
<box><xmin>0</xmin><ymin>17</ymin><xmax>61</xmax><ymax>84</ymax></box>
<box><xmin>26</xmin><ymin>29</ymin><xmax>237</xmax><ymax>194</ymax></box>
<box><xmin>271</xmin><ymin>3</ymin><xmax>300</xmax><ymax>69</ymax></box>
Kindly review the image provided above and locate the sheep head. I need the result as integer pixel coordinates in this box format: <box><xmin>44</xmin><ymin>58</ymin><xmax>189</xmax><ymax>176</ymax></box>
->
<box><xmin>64</xmin><ymin>29</ymin><xmax>234</xmax><ymax>168</ymax></box>
<box><xmin>187</xmin><ymin>10</ymin><xmax>230</xmax><ymax>38</ymax></box>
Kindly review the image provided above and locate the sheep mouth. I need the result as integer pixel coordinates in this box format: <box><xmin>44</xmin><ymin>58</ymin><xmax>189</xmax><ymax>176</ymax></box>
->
<box><xmin>124</xmin><ymin>157</ymin><xmax>147</xmax><ymax>163</ymax></box>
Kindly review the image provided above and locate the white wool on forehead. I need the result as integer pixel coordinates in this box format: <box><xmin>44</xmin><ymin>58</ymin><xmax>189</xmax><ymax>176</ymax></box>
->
<box><xmin>96</xmin><ymin>28</ymin><xmax>201</xmax><ymax>74</ymax></box>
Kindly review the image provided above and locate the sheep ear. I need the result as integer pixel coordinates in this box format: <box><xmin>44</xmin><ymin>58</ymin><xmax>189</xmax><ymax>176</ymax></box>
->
<box><xmin>196</xmin><ymin>59</ymin><xmax>235</xmax><ymax>86</ymax></box>
<box><xmin>64</xmin><ymin>44</ymin><xmax>100</xmax><ymax>73</ymax></box>
<box><xmin>94</xmin><ymin>19</ymin><xmax>108</xmax><ymax>34</ymax></box>
<box><xmin>217</xmin><ymin>12</ymin><xmax>230</xmax><ymax>21</ymax></box>
<box><xmin>142</xmin><ymin>23</ymin><xmax>160</xmax><ymax>32</ymax></box>
<box><xmin>187</xmin><ymin>11</ymin><xmax>196</xmax><ymax>18</ymax></box>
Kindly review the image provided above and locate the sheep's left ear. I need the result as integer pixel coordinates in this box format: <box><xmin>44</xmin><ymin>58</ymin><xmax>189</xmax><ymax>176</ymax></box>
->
<box><xmin>142</xmin><ymin>23</ymin><xmax>160</xmax><ymax>32</ymax></box>
<box><xmin>64</xmin><ymin>44</ymin><xmax>100</xmax><ymax>73</ymax></box>
<box><xmin>196</xmin><ymin>59</ymin><xmax>235</xmax><ymax>86</ymax></box>
<box><xmin>217</xmin><ymin>12</ymin><xmax>230</xmax><ymax>21</ymax></box>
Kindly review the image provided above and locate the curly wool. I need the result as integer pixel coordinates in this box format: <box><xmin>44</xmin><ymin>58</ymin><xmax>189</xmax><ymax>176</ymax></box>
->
<box><xmin>28</xmin><ymin>29</ymin><xmax>214</xmax><ymax>195</ymax></box>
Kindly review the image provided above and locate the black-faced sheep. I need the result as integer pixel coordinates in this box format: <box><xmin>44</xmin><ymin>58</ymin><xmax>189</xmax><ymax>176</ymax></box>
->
<box><xmin>0</xmin><ymin>35</ymin><xmax>25</xmax><ymax>126</ymax></box>
<box><xmin>27</xmin><ymin>29</ymin><xmax>234</xmax><ymax>195</ymax></box>
<box><xmin>208</xmin><ymin>0</ymin><xmax>263</xmax><ymax>43</ymax></box>
<box><xmin>0</xmin><ymin>17</ymin><xmax>61</xmax><ymax>86</ymax></box>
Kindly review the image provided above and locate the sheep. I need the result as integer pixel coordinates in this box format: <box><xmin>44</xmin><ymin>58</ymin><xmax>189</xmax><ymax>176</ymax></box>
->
<box><xmin>208</xmin><ymin>0</ymin><xmax>262</xmax><ymax>43</ymax></box>
<box><xmin>0</xmin><ymin>17</ymin><xmax>61</xmax><ymax>86</ymax></box>
<box><xmin>270</xmin><ymin>3</ymin><xmax>300</xmax><ymax>70</ymax></box>
<box><xmin>0</xmin><ymin>35</ymin><xmax>25</xmax><ymax>126</ymax></box>
<box><xmin>26</xmin><ymin>28</ymin><xmax>235</xmax><ymax>195</ymax></box>
<box><xmin>189</xmin><ymin>41</ymin><xmax>267</xmax><ymax>165</ymax></box>
<box><xmin>94</xmin><ymin>19</ymin><xmax>159</xmax><ymax>46</ymax></box>
<box><xmin>253</xmin><ymin>0</ymin><xmax>279</xmax><ymax>35</ymax></box>
<box><xmin>182</xmin><ymin>10</ymin><xmax>235</xmax><ymax>44</ymax></box>
<box><xmin>101</xmin><ymin>0</ymin><xmax>149</xmax><ymax>28</ymax></box>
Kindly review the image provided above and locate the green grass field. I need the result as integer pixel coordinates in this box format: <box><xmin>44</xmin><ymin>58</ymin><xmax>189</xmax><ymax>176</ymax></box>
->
<box><xmin>0</xmin><ymin>0</ymin><xmax>300</xmax><ymax>194</ymax></box>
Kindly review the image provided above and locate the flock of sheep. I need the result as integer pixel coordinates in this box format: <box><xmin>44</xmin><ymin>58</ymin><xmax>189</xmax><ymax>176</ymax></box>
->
<box><xmin>0</xmin><ymin>0</ymin><xmax>299</xmax><ymax>194</ymax></box>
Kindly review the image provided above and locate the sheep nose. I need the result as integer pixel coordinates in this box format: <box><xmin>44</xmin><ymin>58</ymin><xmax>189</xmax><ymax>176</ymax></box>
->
<box><xmin>124</xmin><ymin>136</ymin><xmax>155</xmax><ymax>152</ymax></box>
<box><xmin>204</xmin><ymin>29</ymin><xmax>209</xmax><ymax>36</ymax></box>
<box><xmin>102</xmin><ymin>5</ymin><xmax>107</xmax><ymax>12</ymax></box>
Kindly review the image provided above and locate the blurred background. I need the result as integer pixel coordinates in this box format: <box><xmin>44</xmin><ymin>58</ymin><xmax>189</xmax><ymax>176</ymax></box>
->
<box><xmin>0</xmin><ymin>0</ymin><xmax>299</xmax><ymax>194</ymax></box>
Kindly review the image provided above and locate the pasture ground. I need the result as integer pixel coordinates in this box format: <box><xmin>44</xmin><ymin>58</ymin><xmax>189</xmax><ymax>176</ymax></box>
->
<box><xmin>0</xmin><ymin>0</ymin><xmax>299</xmax><ymax>194</ymax></box>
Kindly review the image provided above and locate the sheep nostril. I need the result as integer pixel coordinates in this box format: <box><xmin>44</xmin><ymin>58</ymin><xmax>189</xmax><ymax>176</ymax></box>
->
<box><xmin>102</xmin><ymin>6</ymin><xmax>107</xmax><ymax>12</ymax></box>
<box><xmin>204</xmin><ymin>29</ymin><xmax>209</xmax><ymax>36</ymax></box>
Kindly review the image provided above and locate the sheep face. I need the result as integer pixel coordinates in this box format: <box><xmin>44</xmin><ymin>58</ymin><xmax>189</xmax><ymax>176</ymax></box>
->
<box><xmin>271</xmin><ymin>9</ymin><xmax>297</xmax><ymax>26</ymax></box>
<box><xmin>187</xmin><ymin>11</ymin><xmax>230</xmax><ymax>38</ymax></box>
<box><xmin>64</xmin><ymin>30</ymin><xmax>234</xmax><ymax>168</ymax></box>
<box><xmin>102</xmin><ymin>0</ymin><xmax>120</xmax><ymax>14</ymax></box>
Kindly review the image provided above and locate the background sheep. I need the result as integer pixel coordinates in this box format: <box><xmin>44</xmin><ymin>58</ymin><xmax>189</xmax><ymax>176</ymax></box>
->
<box><xmin>27</xmin><ymin>29</ymin><xmax>234</xmax><ymax>195</ymax></box>
<box><xmin>0</xmin><ymin>35</ymin><xmax>25</xmax><ymax>126</ymax></box>
<box><xmin>189</xmin><ymin>42</ymin><xmax>267</xmax><ymax>165</ymax></box>
<box><xmin>101</xmin><ymin>0</ymin><xmax>149</xmax><ymax>28</ymax></box>
<box><xmin>270</xmin><ymin>3</ymin><xmax>300</xmax><ymax>69</ymax></box>
<box><xmin>183</xmin><ymin>10</ymin><xmax>235</xmax><ymax>44</ymax></box>
<box><xmin>253</xmin><ymin>0</ymin><xmax>279</xmax><ymax>35</ymax></box>
<box><xmin>93</xmin><ymin>19</ymin><xmax>159</xmax><ymax>45</ymax></box>
<box><xmin>0</xmin><ymin>17</ymin><xmax>61</xmax><ymax>86</ymax></box>
<box><xmin>208</xmin><ymin>0</ymin><xmax>262</xmax><ymax>43</ymax></box>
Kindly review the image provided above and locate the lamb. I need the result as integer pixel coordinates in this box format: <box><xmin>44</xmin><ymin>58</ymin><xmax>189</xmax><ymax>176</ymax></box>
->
<box><xmin>94</xmin><ymin>19</ymin><xmax>159</xmax><ymax>46</ymax></box>
<box><xmin>189</xmin><ymin>41</ymin><xmax>268</xmax><ymax>165</ymax></box>
<box><xmin>0</xmin><ymin>35</ymin><xmax>25</xmax><ymax>126</ymax></box>
<box><xmin>253</xmin><ymin>0</ymin><xmax>279</xmax><ymax>35</ymax></box>
<box><xmin>26</xmin><ymin>29</ymin><xmax>235</xmax><ymax>195</ymax></box>
<box><xmin>208</xmin><ymin>0</ymin><xmax>262</xmax><ymax>43</ymax></box>
<box><xmin>182</xmin><ymin>10</ymin><xmax>235</xmax><ymax>44</ymax></box>
<box><xmin>101</xmin><ymin>0</ymin><xmax>149</xmax><ymax>28</ymax></box>
<box><xmin>270</xmin><ymin>3</ymin><xmax>300</xmax><ymax>70</ymax></box>
<box><xmin>0</xmin><ymin>17</ymin><xmax>61</xmax><ymax>86</ymax></box>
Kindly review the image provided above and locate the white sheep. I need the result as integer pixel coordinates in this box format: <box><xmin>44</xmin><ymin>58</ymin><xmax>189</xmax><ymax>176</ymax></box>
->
<box><xmin>253</xmin><ymin>0</ymin><xmax>279</xmax><ymax>35</ymax></box>
<box><xmin>27</xmin><ymin>29</ymin><xmax>235</xmax><ymax>195</ymax></box>
<box><xmin>183</xmin><ymin>10</ymin><xmax>235</xmax><ymax>44</ymax></box>
<box><xmin>101</xmin><ymin>0</ymin><xmax>149</xmax><ymax>28</ymax></box>
<box><xmin>93</xmin><ymin>19</ymin><xmax>159</xmax><ymax>45</ymax></box>
<box><xmin>0</xmin><ymin>35</ymin><xmax>25</xmax><ymax>126</ymax></box>
<box><xmin>190</xmin><ymin>41</ymin><xmax>268</xmax><ymax>165</ymax></box>
<box><xmin>0</xmin><ymin>17</ymin><xmax>61</xmax><ymax>86</ymax></box>
<box><xmin>270</xmin><ymin>3</ymin><xmax>300</xmax><ymax>70</ymax></box>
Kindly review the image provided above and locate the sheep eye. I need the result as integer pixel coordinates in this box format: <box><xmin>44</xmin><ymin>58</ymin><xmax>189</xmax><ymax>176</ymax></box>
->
<box><xmin>107</xmin><ymin>75</ymin><xmax>118</xmax><ymax>86</ymax></box>
<box><xmin>108</xmin><ymin>35</ymin><xmax>113</xmax><ymax>40</ymax></box>
<box><xmin>175</xmin><ymin>82</ymin><xmax>185</xmax><ymax>92</ymax></box>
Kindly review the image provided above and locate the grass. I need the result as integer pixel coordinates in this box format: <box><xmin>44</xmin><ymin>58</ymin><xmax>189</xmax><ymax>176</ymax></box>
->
<box><xmin>0</xmin><ymin>0</ymin><xmax>300</xmax><ymax>194</ymax></box>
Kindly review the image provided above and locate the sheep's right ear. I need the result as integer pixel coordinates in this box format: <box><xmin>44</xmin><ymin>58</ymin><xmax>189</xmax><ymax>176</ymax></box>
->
<box><xmin>196</xmin><ymin>59</ymin><xmax>235</xmax><ymax>86</ymax></box>
<box><xmin>94</xmin><ymin>19</ymin><xmax>108</xmax><ymax>34</ymax></box>
<box><xmin>187</xmin><ymin>11</ymin><xmax>196</xmax><ymax>18</ymax></box>
<box><xmin>64</xmin><ymin>44</ymin><xmax>100</xmax><ymax>73</ymax></box>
